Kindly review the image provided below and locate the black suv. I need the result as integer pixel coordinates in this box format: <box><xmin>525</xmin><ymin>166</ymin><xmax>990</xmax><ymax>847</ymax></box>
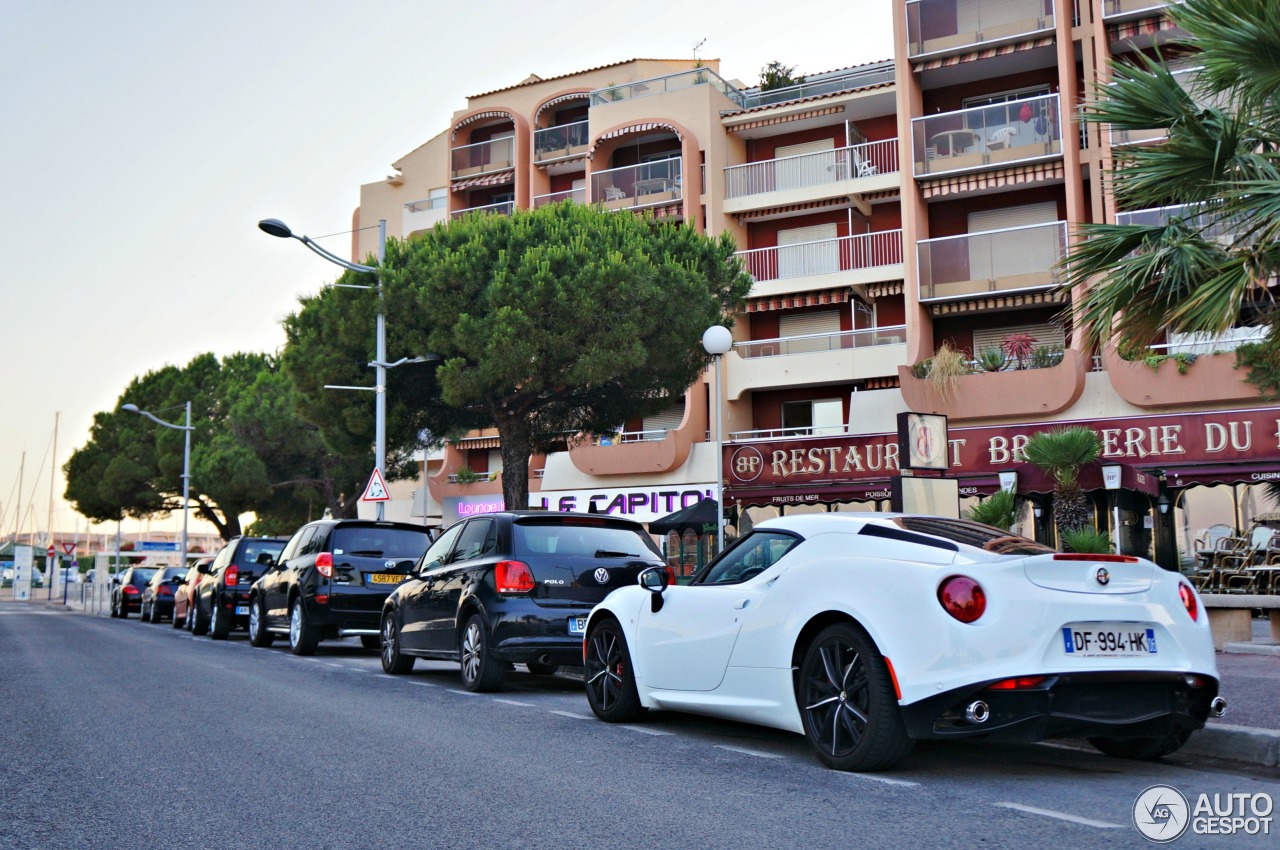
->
<box><xmin>110</xmin><ymin>567</ymin><xmax>159</xmax><ymax>618</ymax></box>
<box><xmin>192</xmin><ymin>536</ymin><xmax>288</xmax><ymax>639</ymax></box>
<box><xmin>248</xmin><ymin>519</ymin><xmax>431</xmax><ymax>655</ymax></box>
<box><xmin>139</xmin><ymin>567</ymin><xmax>188</xmax><ymax>623</ymax></box>
<box><xmin>380</xmin><ymin>512</ymin><xmax>666</xmax><ymax>691</ymax></box>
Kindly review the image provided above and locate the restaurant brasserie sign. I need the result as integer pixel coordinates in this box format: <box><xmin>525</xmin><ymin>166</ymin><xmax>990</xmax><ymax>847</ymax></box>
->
<box><xmin>726</xmin><ymin>408</ymin><xmax>1280</xmax><ymax>488</ymax></box>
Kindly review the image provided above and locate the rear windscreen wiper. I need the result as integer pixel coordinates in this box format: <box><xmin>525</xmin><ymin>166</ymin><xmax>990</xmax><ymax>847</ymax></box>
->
<box><xmin>349</xmin><ymin>550</ymin><xmax>384</xmax><ymax>557</ymax></box>
<box><xmin>594</xmin><ymin>550</ymin><xmax>638</xmax><ymax>558</ymax></box>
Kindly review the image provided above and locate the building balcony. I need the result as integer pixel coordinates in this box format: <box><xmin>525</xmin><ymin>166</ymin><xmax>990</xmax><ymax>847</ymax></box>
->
<box><xmin>906</xmin><ymin>0</ymin><xmax>1056</xmax><ymax>60</ymax></box>
<box><xmin>917</xmin><ymin>221</ymin><xmax>1067</xmax><ymax>304</ymax></box>
<box><xmin>590</xmin><ymin>68</ymin><xmax>745</xmax><ymax>108</ymax></box>
<box><xmin>534</xmin><ymin>120</ymin><xmax>589</xmax><ymax>163</ymax></box>
<box><xmin>1101</xmin><ymin>0</ymin><xmax>1173</xmax><ymax>22</ymax></box>
<box><xmin>591</xmin><ymin>159</ymin><xmax>683</xmax><ymax>211</ymax></box>
<box><xmin>726</xmin><ymin>327</ymin><xmax>907</xmax><ymax>396</ymax></box>
<box><xmin>450</xmin><ymin>200</ymin><xmax>515</xmax><ymax>219</ymax></box>
<box><xmin>913</xmin><ymin>93</ymin><xmax>1062</xmax><ymax>178</ymax></box>
<box><xmin>403</xmin><ymin>196</ymin><xmax>447</xmax><ymax>234</ymax></box>
<box><xmin>568</xmin><ymin>386</ymin><xmax>707</xmax><ymax>476</ymax></box>
<box><xmin>451</xmin><ymin>137</ymin><xmax>514</xmax><ymax>179</ymax></box>
<box><xmin>533</xmin><ymin>188</ymin><xmax>586</xmax><ymax>208</ymax></box>
<box><xmin>1107</xmin><ymin>66</ymin><xmax>1202</xmax><ymax>147</ymax></box>
<box><xmin>898</xmin><ymin>348</ymin><xmax>1089</xmax><ymax>421</ymax></box>
<box><xmin>1103</xmin><ymin>345</ymin><xmax>1264</xmax><ymax>408</ymax></box>
<box><xmin>736</xmin><ymin>64</ymin><xmax>896</xmax><ymax>110</ymax></box>
<box><xmin>723</xmin><ymin>140</ymin><xmax>899</xmax><ymax>214</ymax></box>
<box><xmin>736</xmin><ymin>230</ymin><xmax>904</xmax><ymax>296</ymax></box>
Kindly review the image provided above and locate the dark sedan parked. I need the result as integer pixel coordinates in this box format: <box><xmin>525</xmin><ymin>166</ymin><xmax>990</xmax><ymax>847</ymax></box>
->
<box><xmin>248</xmin><ymin>520</ymin><xmax>431</xmax><ymax>655</ymax></box>
<box><xmin>192</xmin><ymin>536</ymin><xmax>288</xmax><ymax>639</ymax></box>
<box><xmin>110</xmin><ymin>567</ymin><xmax>158</xmax><ymax>618</ymax></box>
<box><xmin>139</xmin><ymin>566</ymin><xmax>189</xmax><ymax>623</ymax></box>
<box><xmin>380</xmin><ymin>512</ymin><xmax>667</xmax><ymax>691</ymax></box>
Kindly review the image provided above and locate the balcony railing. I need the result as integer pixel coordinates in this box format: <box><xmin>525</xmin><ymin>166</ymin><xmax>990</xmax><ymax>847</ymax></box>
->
<box><xmin>724</xmin><ymin>140</ymin><xmax>898</xmax><ymax>199</ymax></box>
<box><xmin>913</xmin><ymin>93</ymin><xmax>1062</xmax><ymax>177</ymax></box>
<box><xmin>1108</xmin><ymin>66</ymin><xmax>1219</xmax><ymax>147</ymax></box>
<box><xmin>405</xmin><ymin>196</ymin><xmax>447</xmax><ymax>213</ymax></box>
<box><xmin>590</xmin><ymin>68</ymin><xmax>746</xmax><ymax>108</ymax></box>
<box><xmin>918</xmin><ymin>221</ymin><xmax>1067</xmax><ymax>302</ymax></box>
<box><xmin>450</xmin><ymin>200</ymin><xmax>515</xmax><ymax>219</ymax></box>
<box><xmin>591</xmin><ymin>159</ymin><xmax>683</xmax><ymax>211</ymax></box>
<box><xmin>1101</xmin><ymin>0</ymin><xmax>1172</xmax><ymax>21</ymax></box>
<box><xmin>734</xmin><ymin>326</ymin><xmax>907</xmax><ymax>358</ymax></box>
<box><xmin>533</xmin><ymin>188</ymin><xmax>586</xmax><ymax>208</ymax></box>
<box><xmin>906</xmin><ymin>0</ymin><xmax>1055</xmax><ymax>58</ymax></box>
<box><xmin>737</xmin><ymin>64</ymin><xmax>896</xmax><ymax>109</ymax></box>
<box><xmin>736</xmin><ymin>230</ymin><xmax>902</xmax><ymax>282</ymax></box>
<box><xmin>450</xmin><ymin>136</ymin><xmax>514</xmax><ymax>178</ymax></box>
<box><xmin>1115</xmin><ymin>202</ymin><xmax>1236</xmax><ymax>243</ymax></box>
<box><xmin>534</xmin><ymin>120</ymin><xmax>589</xmax><ymax>162</ymax></box>
<box><xmin>729</xmin><ymin>426</ymin><xmax>848</xmax><ymax>441</ymax></box>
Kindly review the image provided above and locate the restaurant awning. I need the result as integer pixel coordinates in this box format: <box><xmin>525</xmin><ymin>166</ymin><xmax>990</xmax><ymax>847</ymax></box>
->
<box><xmin>1165</xmin><ymin>463</ymin><xmax>1280</xmax><ymax>489</ymax></box>
<box><xmin>648</xmin><ymin>497</ymin><xmax>721</xmax><ymax>536</ymax></box>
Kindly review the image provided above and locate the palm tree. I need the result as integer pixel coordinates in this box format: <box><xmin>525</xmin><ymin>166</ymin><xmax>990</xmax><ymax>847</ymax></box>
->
<box><xmin>1063</xmin><ymin>0</ymin><xmax>1280</xmax><ymax>360</ymax></box>
<box><xmin>1022</xmin><ymin>427</ymin><xmax>1102</xmax><ymax>539</ymax></box>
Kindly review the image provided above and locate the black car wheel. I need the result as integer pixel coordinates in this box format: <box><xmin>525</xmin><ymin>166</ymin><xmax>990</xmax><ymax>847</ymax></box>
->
<box><xmin>184</xmin><ymin>604</ymin><xmax>195</xmax><ymax>632</ymax></box>
<box><xmin>190</xmin><ymin>598</ymin><xmax>209</xmax><ymax>636</ymax></box>
<box><xmin>209</xmin><ymin>596</ymin><xmax>231</xmax><ymax>640</ymax></box>
<box><xmin>109</xmin><ymin>596</ymin><xmax>118</xmax><ymax>618</ymax></box>
<box><xmin>380</xmin><ymin>614</ymin><xmax>414</xmax><ymax>675</ymax></box>
<box><xmin>798</xmin><ymin>622</ymin><xmax>912</xmax><ymax>772</ymax></box>
<box><xmin>288</xmin><ymin>597</ymin><xmax>319</xmax><ymax>656</ymax></box>
<box><xmin>171</xmin><ymin>603</ymin><xmax>184</xmax><ymax>629</ymax></box>
<box><xmin>459</xmin><ymin>613</ymin><xmax>505</xmax><ymax>692</ymax></box>
<box><xmin>248</xmin><ymin>598</ymin><xmax>274</xmax><ymax>648</ymax></box>
<box><xmin>1088</xmin><ymin>728</ymin><xmax>1191</xmax><ymax>761</ymax></box>
<box><xmin>584</xmin><ymin>618</ymin><xmax>645</xmax><ymax>722</ymax></box>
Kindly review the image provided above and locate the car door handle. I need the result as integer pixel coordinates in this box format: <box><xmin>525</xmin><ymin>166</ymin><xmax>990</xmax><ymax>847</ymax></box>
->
<box><xmin>733</xmin><ymin>599</ymin><xmax>750</xmax><ymax>609</ymax></box>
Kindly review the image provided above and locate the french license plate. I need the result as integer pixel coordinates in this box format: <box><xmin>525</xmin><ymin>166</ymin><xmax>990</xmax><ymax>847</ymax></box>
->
<box><xmin>568</xmin><ymin>616</ymin><xmax>588</xmax><ymax>636</ymax></box>
<box><xmin>368</xmin><ymin>573</ymin><xmax>403</xmax><ymax>585</ymax></box>
<box><xmin>1062</xmin><ymin>624</ymin><xmax>1157</xmax><ymax>657</ymax></box>
<box><xmin>235</xmin><ymin>605</ymin><xmax>249</xmax><ymax>616</ymax></box>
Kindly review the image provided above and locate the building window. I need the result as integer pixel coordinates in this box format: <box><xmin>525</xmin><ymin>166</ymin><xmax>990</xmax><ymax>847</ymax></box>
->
<box><xmin>782</xmin><ymin>399</ymin><xmax>844</xmax><ymax>436</ymax></box>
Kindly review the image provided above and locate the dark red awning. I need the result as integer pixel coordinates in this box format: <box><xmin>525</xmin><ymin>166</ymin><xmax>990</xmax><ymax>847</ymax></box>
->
<box><xmin>1165</xmin><ymin>463</ymin><xmax>1280</xmax><ymax>489</ymax></box>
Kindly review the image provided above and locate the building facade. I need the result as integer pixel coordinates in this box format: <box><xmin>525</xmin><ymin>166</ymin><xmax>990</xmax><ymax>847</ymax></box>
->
<box><xmin>349</xmin><ymin>2</ymin><xmax>1273</xmax><ymax>569</ymax></box>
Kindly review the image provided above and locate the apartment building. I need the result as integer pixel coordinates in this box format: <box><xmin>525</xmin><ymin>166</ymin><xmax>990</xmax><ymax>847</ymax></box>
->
<box><xmin>352</xmin><ymin>1</ymin><xmax>1272</xmax><ymax>569</ymax></box>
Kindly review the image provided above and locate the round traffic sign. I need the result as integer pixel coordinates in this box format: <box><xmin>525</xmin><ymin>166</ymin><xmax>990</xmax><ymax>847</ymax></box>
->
<box><xmin>46</xmin><ymin>545</ymin><xmax>55</xmax><ymax>558</ymax></box>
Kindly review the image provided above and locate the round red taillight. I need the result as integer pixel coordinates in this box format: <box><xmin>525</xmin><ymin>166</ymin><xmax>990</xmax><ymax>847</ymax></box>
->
<box><xmin>938</xmin><ymin>575</ymin><xmax>986</xmax><ymax>624</ymax></box>
<box><xmin>1178</xmin><ymin>582</ymin><xmax>1198</xmax><ymax>622</ymax></box>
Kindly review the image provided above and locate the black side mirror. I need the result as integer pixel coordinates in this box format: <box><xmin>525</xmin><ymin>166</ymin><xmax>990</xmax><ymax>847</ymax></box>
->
<box><xmin>638</xmin><ymin>567</ymin><xmax>670</xmax><ymax>613</ymax></box>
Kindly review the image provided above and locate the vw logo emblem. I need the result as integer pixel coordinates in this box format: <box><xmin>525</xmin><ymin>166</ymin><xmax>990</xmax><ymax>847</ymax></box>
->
<box><xmin>1096</xmin><ymin>567</ymin><xmax>1110</xmax><ymax>586</ymax></box>
<box><xmin>593</xmin><ymin>568</ymin><xmax>611</xmax><ymax>584</ymax></box>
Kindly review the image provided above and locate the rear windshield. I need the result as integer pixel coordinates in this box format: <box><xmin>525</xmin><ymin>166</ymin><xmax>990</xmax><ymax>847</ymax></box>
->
<box><xmin>158</xmin><ymin>567</ymin><xmax>187</xmax><ymax>580</ymax></box>
<box><xmin>891</xmin><ymin>516</ymin><xmax>1055</xmax><ymax>556</ymax></box>
<box><xmin>132</xmin><ymin>569</ymin><xmax>158</xmax><ymax>584</ymax></box>
<box><xmin>513</xmin><ymin>520</ymin><xmax>660</xmax><ymax>559</ymax></box>
<box><xmin>332</xmin><ymin>526</ymin><xmax>430</xmax><ymax>559</ymax></box>
<box><xmin>239</xmin><ymin>539</ymin><xmax>287</xmax><ymax>566</ymax></box>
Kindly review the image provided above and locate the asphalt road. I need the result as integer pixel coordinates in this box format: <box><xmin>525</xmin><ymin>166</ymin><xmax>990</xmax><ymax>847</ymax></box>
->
<box><xmin>2</xmin><ymin>604</ymin><xmax>1278</xmax><ymax>850</ymax></box>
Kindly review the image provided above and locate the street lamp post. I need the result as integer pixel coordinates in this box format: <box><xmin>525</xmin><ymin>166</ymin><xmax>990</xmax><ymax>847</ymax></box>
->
<box><xmin>122</xmin><ymin>402</ymin><xmax>192</xmax><ymax>567</ymax></box>
<box><xmin>259</xmin><ymin>217</ymin><xmax>391</xmax><ymax>519</ymax></box>
<box><xmin>702</xmin><ymin>326</ymin><xmax>733</xmax><ymax>554</ymax></box>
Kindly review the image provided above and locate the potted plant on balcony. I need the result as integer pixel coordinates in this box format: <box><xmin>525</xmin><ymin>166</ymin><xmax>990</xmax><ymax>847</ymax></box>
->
<box><xmin>919</xmin><ymin>341</ymin><xmax>971</xmax><ymax>399</ymax></box>
<box><xmin>1002</xmin><ymin>332</ymin><xmax>1037</xmax><ymax>370</ymax></box>
<box><xmin>454</xmin><ymin>467</ymin><xmax>482</xmax><ymax>485</ymax></box>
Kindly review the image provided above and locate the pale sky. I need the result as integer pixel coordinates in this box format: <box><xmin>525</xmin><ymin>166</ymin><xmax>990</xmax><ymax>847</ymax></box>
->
<box><xmin>0</xmin><ymin>0</ymin><xmax>893</xmax><ymax>543</ymax></box>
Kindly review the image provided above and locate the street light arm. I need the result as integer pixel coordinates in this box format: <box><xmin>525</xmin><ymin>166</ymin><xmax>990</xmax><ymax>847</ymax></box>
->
<box><xmin>298</xmin><ymin>236</ymin><xmax>377</xmax><ymax>274</ymax></box>
<box><xmin>122</xmin><ymin>405</ymin><xmax>193</xmax><ymax>432</ymax></box>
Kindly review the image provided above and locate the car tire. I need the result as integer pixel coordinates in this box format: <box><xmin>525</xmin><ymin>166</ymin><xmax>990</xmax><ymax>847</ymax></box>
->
<box><xmin>248</xmin><ymin>598</ymin><xmax>274</xmax><ymax>648</ymax></box>
<box><xmin>525</xmin><ymin>661</ymin><xmax>558</xmax><ymax>676</ymax></box>
<box><xmin>360</xmin><ymin>635</ymin><xmax>380</xmax><ymax>651</ymax></box>
<box><xmin>1088</xmin><ymin>728</ymin><xmax>1191</xmax><ymax>761</ymax></box>
<box><xmin>288</xmin><ymin>597</ymin><xmax>319</xmax><ymax>656</ymax></box>
<box><xmin>209</xmin><ymin>596</ymin><xmax>231</xmax><ymax>640</ymax></box>
<box><xmin>109</xmin><ymin>596</ymin><xmax>118</xmax><ymax>618</ymax></box>
<box><xmin>171</xmin><ymin>605</ymin><xmax>184</xmax><ymax>629</ymax></box>
<box><xmin>184</xmin><ymin>604</ymin><xmax>195</xmax><ymax>632</ymax></box>
<box><xmin>798</xmin><ymin>622</ymin><xmax>913</xmax><ymax>772</ymax></box>
<box><xmin>380</xmin><ymin>614</ymin><xmax>414</xmax><ymax>675</ymax></box>
<box><xmin>459</xmin><ymin>613</ymin><xmax>505</xmax><ymax>692</ymax></box>
<box><xmin>584</xmin><ymin>617</ymin><xmax>646</xmax><ymax>722</ymax></box>
<box><xmin>191</xmin><ymin>598</ymin><xmax>209</xmax><ymax>636</ymax></box>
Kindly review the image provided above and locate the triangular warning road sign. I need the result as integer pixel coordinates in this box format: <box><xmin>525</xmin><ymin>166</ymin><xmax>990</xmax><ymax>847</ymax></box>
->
<box><xmin>362</xmin><ymin>468</ymin><xmax>391</xmax><ymax>502</ymax></box>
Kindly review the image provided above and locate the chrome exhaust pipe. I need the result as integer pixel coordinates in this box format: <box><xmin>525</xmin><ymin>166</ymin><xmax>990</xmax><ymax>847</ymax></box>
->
<box><xmin>965</xmin><ymin>700</ymin><xmax>991</xmax><ymax>724</ymax></box>
<box><xmin>1210</xmin><ymin>697</ymin><xmax>1227</xmax><ymax>718</ymax></box>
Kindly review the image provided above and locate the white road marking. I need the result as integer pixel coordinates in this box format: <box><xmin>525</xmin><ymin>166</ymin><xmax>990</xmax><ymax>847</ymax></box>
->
<box><xmin>448</xmin><ymin>688</ymin><xmax>483</xmax><ymax>696</ymax></box>
<box><xmin>551</xmin><ymin>710</ymin><xmax>594</xmax><ymax>720</ymax></box>
<box><xmin>494</xmin><ymin>699</ymin><xmax>535</xmax><ymax>707</ymax></box>
<box><xmin>1035</xmin><ymin>741</ymin><xmax>1089</xmax><ymax>753</ymax></box>
<box><xmin>715</xmin><ymin>744</ymin><xmax>783</xmax><ymax>759</ymax></box>
<box><xmin>618</xmin><ymin>725</ymin><xmax>671</xmax><ymax>737</ymax></box>
<box><xmin>409</xmin><ymin>681</ymin><xmax>437</xmax><ymax>688</ymax></box>
<box><xmin>845</xmin><ymin>773</ymin><xmax>920</xmax><ymax>787</ymax></box>
<box><xmin>994</xmin><ymin>802</ymin><xmax>1123</xmax><ymax>829</ymax></box>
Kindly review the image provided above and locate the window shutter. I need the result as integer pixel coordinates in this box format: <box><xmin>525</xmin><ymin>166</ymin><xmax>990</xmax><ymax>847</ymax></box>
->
<box><xmin>778</xmin><ymin>222</ymin><xmax>840</xmax><ymax>279</ymax></box>
<box><xmin>967</xmin><ymin>202</ymin><xmax>1057</xmax><ymax>280</ymax></box>
<box><xmin>972</xmin><ymin>323</ymin><xmax>1064</xmax><ymax>359</ymax></box>
<box><xmin>642</xmin><ymin>403</ymin><xmax>685</xmax><ymax>434</ymax></box>
<box><xmin>774</xmin><ymin>138</ymin><xmax>836</xmax><ymax>193</ymax></box>
<box><xmin>780</xmin><ymin>310</ymin><xmax>841</xmax><ymax>354</ymax></box>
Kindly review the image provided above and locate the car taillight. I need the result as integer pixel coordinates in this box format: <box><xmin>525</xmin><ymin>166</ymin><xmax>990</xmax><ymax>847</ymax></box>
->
<box><xmin>938</xmin><ymin>575</ymin><xmax>986</xmax><ymax>624</ymax></box>
<box><xmin>159</xmin><ymin>585</ymin><xmax>173</xmax><ymax>597</ymax></box>
<box><xmin>495</xmin><ymin>560</ymin><xmax>535</xmax><ymax>595</ymax></box>
<box><xmin>1179</xmin><ymin>582</ymin><xmax>1198</xmax><ymax>621</ymax></box>
<box><xmin>1053</xmin><ymin>553</ymin><xmax>1139</xmax><ymax>563</ymax></box>
<box><xmin>986</xmin><ymin>676</ymin><xmax>1046</xmax><ymax>690</ymax></box>
<box><xmin>664</xmin><ymin>566</ymin><xmax>677</xmax><ymax>585</ymax></box>
<box><xmin>123</xmin><ymin>585</ymin><xmax>140</xmax><ymax>595</ymax></box>
<box><xmin>225</xmin><ymin>565</ymin><xmax>238</xmax><ymax>587</ymax></box>
<box><xmin>316</xmin><ymin>552</ymin><xmax>333</xmax><ymax>578</ymax></box>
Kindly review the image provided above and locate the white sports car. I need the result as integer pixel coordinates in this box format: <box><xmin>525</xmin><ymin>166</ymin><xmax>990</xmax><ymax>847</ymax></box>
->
<box><xmin>582</xmin><ymin>513</ymin><xmax>1223</xmax><ymax>771</ymax></box>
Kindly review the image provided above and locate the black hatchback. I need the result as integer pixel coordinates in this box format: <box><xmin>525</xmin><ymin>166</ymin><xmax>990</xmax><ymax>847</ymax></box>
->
<box><xmin>380</xmin><ymin>512</ymin><xmax>667</xmax><ymax>691</ymax></box>
<box><xmin>248</xmin><ymin>519</ymin><xmax>431</xmax><ymax>655</ymax></box>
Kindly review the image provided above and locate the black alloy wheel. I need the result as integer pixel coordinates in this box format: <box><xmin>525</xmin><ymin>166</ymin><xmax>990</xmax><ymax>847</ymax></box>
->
<box><xmin>380</xmin><ymin>614</ymin><xmax>414</xmax><ymax>675</ymax></box>
<box><xmin>190</xmin><ymin>598</ymin><xmax>209</xmax><ymax>636</ymax></box>
<box><xmin>584</xmin><ymin>618</ymin><xmax>645</xmax><ymax>722</ymax></box>
<box><xmin>798</xmin><ymin>622</ymin><xmax>912</xmax><ymax>772</ymax></box>
<box><xmin>458</xmin><ymin>613</ymin><xmax>505</xmax><ymax>692</ymax></box>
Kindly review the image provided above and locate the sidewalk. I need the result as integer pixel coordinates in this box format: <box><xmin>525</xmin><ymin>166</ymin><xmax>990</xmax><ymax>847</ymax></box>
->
<box><xmin>21</xmin><ymin>595</ymin><xmax>1280</xmax><ymax>768</ymax></box>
